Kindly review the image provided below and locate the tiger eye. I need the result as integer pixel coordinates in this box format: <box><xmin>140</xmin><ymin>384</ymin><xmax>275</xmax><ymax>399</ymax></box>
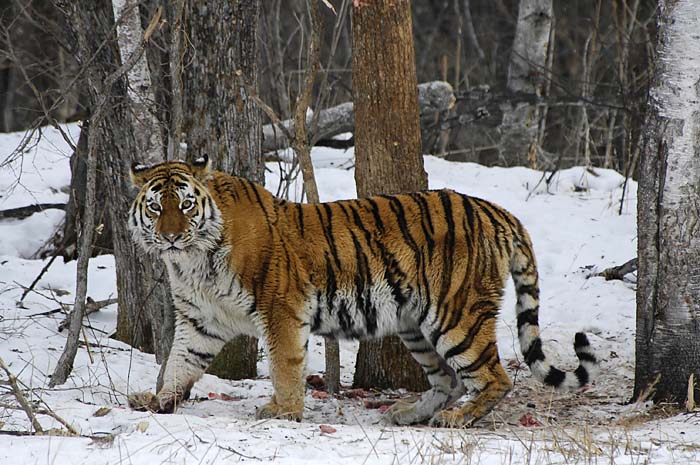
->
<box><xmin>148</xmin><ymin>202</ymin><xmax>161</xmax><ymax>213</ymax></box>
<box><xmin>181</xmin><ymin>199</ymin><xmax>193</xmax><ymax>210</ymax></box>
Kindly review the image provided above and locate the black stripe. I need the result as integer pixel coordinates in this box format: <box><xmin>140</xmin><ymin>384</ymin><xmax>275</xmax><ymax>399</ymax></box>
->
<box><xmin>516</xmin><ymin>284</ymin><xmax>539</xmax><ymax>299</ymax></box>
<box><xmin>461</xmin><ymin>196</ymin><xmax>475</xmax><ymax>236</ymax></box>
<box><xmin>311</xmin><ymin>291</ymin><xmax>323</xmax><ymax>332</ymax></box>
<box><xmin>247</xmin><ymin>180</ymin><xmax>274</xmax><ymax>233</ymax></box>
<box><xmin>544</xmin><ymin>367</ymin><xmax>566</xmax><ymax>386</ymax></box>
<box><xmin>255</xmin><ymin>252</ymin><xmax>272</xmax><ymax>301</ymax></box>
<box><xmin>336</xmin><ymin>201</ymin><xmax>352</xmax><ymax>221</ymax></box>
<box><xmin>297</xmin><ymin>203</ymin><xmax>305</xmax><ymax>237</ymax></box>
<box><xmin>456</xmin><ymin>341</ymin><xmax>497</xmax><ymax>374</ymax></box>
<box><xmin>350</xmin><ymin>232</ymin><xmax>377</xmax><ymax>336</ymax></box>
<box><xmin>182</xmin><ymin>314</ymin><xmax>225</xmax><ymax>342</ymax></box>
<box><xmin>347</xmin><ymin>203</ymin><xmax>374</xmax><ymax>246</ymax></box>
<box><xmin>443</xmin><ymin>309</ymin><xmax>497</xmax><ymax>360</ymax></box>
<box><xmin>365</xmin><ymin>198</ymin><xmax>385</xmax><ymax>232</ymax></box>
<box><xmin>237</xmin><ymin>178</ymin><xmax>254</xmax><ymax>203</ymax></box>
<box><xmin>574</xmin><ymin>332</ymin><xmax>590</xmax><ymax>349</ymax></box>
<box><xmin>576</xmin><ymin>352</ymin><xmax>597</xmax><ymax>363</ymax></box>
<box><xmin>516</xmin><ymin>307</ymin><xmax>539</xmax><ymax>329</ymax></box>
<box><xmin>387</xmin><ymin>196</ymin><xmax>421</xmax><ymax>261</ymax></box>
<box><xmin>188</xmin><ymin>347</ymin><xmax>215</xmax><ymax>363</ymax></box>
<box><xmin>324</xmin><ymin>252</ymin><xmax>338</xmax><ymax>323</ymax></box>
<box><xmin>523</xmin><ymin>337</ymin><xmax>546</xmax><ymax>365</ymax></box>
<box><xmin>321</xmin><ymin>204</ymin><xmax>342</xmax><ymax>270</ymax></box>
<box><xmin>416</xmin><ymin>192</ymin><xmax>435</xmax><ymax>234</ymax></box>
<box><xmin>409</xmin><ymin>193</ymin><xmax>435</xmax><ymax>257</ymax></box>
<box><xmin>436</xmin><ymin>190</ymin><xmax>456</xmax><ymax>327</ymax></box>
<box><xmin>574</xmin><ymin>365</ymin><xmax>589</xmax><ymax>385</ymax></box>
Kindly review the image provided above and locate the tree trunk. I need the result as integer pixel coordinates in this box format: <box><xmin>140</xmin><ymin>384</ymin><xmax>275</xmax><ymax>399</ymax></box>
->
<box><xmin>634</xmin><ymin>0</ymin><xmax>700</xmax><ymax>405</ymax></box>
<box><xmin>498</xmin><ymin>0</ymin><xmax>553</xmax><ymax>167</ymax></box>
<box><xmin>183</xmin><ymin>0</ymin><xmax>262</xmax><ymax>380</ymax></box>
<box><xmin>351</xmin><ymin>0</ymin><xmax>429</xmax><ymax>392</ymax></box>
<box><xmin>61</xmin><ymin>124</ymin><xmax>113</xmax><ymax>259</ymax></box>
<box><xmin>65</xmin><ymin>0</ymin><xmax>173</xmax><ymax>366</ymax></box>
<box><xmin>113</xmin><ymin>0</ymin><xmax>163</xmax><ymax>163</ymax></box>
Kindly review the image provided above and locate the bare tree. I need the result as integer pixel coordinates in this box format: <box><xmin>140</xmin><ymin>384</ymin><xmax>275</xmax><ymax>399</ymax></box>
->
<box><xmin>635</xmin><ymin>0</ymin><xmax>700</xmax><ymax>405</ymax></box>
<box><xmin>351</xmin><ymin>0</ymin><xmax>429</xmax><ymax>392</ymax></box>
<box><xmin>182</xmin><ymin>0</ymin><xmax>262</xmax><ymax>380</ymax></box>
<box><xmin>50</xmin><ymin>0</ymin><xmax>173</xmax><ymax>384</ymax></box>
<box><xmin>498</xmin><ymin>0</ymin><xmax>553</xmax><ymax>167</ymax></box>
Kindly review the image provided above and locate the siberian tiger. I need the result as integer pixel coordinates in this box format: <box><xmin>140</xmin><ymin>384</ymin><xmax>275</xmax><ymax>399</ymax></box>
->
<box><xmin>127</xmin><ymin>155</ymin><xmax>597</xmax><ymax>427</ymax></box>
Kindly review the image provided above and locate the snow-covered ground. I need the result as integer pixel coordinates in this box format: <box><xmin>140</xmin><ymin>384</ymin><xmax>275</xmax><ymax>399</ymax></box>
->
<box><xmin>1</xmin><ymin>124</ymin><xmax>699</xmax><ymax>465</ymax></box>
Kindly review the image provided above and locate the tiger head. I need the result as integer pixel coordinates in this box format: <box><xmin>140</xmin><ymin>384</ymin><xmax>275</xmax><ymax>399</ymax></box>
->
<box><xmin>128</xmin><ymin>155</ymin><xmax>222</xmax><ymax>256</ymax></box>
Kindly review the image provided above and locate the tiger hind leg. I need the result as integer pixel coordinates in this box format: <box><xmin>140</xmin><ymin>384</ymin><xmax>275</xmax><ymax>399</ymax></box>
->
<box><xmin>429</xmin><ymin>360</ymin><xmax>512</xmax><ymax>428</ymax></box>
<box><xmin>430</xmin><ymin>304</ymin><xmax>513</xmax><ymax>428</ymax></box>
<box><xmin>386</xmin><ymin>327</ymin><xmax>465</xmax><ymax>425</ymax></box>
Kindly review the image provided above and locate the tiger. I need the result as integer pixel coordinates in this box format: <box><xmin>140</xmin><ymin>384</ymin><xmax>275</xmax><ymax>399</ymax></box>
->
<box><xmin>126</xmin><ymin>155</ymin><xmax>598</xmax><ymax>427</ymax></box>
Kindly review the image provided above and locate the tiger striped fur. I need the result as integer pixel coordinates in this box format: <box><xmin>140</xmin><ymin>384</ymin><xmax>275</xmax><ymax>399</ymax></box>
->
<box><xmin>127</xmin><ymin>156</ymin><xmax>597</xmax><ymax>427</ymax></box>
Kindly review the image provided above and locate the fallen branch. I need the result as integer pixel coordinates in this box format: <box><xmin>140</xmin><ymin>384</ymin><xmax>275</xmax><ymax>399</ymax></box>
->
<box><xmin>0</xmin><ymin>355</ymin><xmax>43</xmax><ymax>433</ymax></box>
<box><xmin>0</xmin><ymin>203</ymin><xmax>65</xmax><ymax>220</ymax></box>
<box><xmin>20</xmin><ymin>243</ymin><xmax>66</xmax><ymax>301</ymax></box>
<box><xmin>57</xmin><ymin>297</ymin><xmax>118</xmax><ymax>332</ymax></box>
<box><xmin>596</xmin><ymin>258</ymin><xmax>638</xmax><ymax>281</ymax></box>
<box><xmin>262</xmin><ymin>80</ymin><xmax>455</xmax><ymax>152</ymax></box>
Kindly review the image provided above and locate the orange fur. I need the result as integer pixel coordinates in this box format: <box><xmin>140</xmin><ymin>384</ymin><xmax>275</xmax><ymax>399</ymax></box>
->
<box><xmin>128</xmin><ymin>158</ymin><xmax>597</xmax><ymax>426</ymax></box>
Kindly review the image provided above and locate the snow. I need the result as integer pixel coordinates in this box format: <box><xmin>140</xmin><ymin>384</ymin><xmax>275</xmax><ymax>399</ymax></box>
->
<box><xmin>1</xmin><ymin>124</ymin><xmax>699</xmax><ymax>464</ymax></box>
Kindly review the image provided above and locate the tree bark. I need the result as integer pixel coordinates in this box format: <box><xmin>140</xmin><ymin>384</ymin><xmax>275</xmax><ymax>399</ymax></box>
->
<box><xmin>183</xmin><ymin>0</ymin><xmax>262</xmax><ymax>380</ymax></box>
<box><xmin>498</xmin><ymin>0</ymin><xmax>553</xmax><ymax>167</ymax></box>
<box><xmin>61</xmin><ymin>123</ymin><xmax>113</xmax><ymax>259</ymax></box>
<box><xmin>351</xmin><ymin>0</ymin><xmax>429</xmax><ymax>392</ymax></box>
<box><xmin>63</xmin><ymin>0</ymin><xmax>173</xmax><ymax>364</ymax></box>
<box><xmin>634</xmin><ymin>0</ymin><xmax>700</xmax><ymax>405</ymax></box>
<box><xmin>113</xmin><ymin>0</ymin><xmax>163</xmax><ymax>164</ymax></box>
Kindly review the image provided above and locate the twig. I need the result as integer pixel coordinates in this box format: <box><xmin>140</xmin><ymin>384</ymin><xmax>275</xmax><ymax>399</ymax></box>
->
<box><xmin>20</xmin><ymin>252</ymin><xmax>62</xmax><ymax>302</ymax></box>
<box><xmin>57</xmin><ymin>297</ymin><xmax>118</xmax><ymax>332</ymax></box>
<box><xmin>462</xmin><ymin>0</ymin><xmax>485</xmax><ymax>61</ymax></box>
<box><xmin>217</xmin><ymin>445</ymin><xmax>261</xmax><ymax>461</ymax></box>
<box><xmin>49</xmin><ymin>85</ymin><xmax>98</xmax><ymax>388</ymax></box>
<box><xmin>289</xmin><ymin>0</ymin><xmax>341</xmax><ymax>395</ymax></box>
<box><xmin>594</xmin><ymin>258</ymin><xmax>638</xmax><ymax>281</ymax></box>
<box><xmin>0</xmin><ymin>355</ymin><xmax>43</xmax><ymax>433</ymax></box>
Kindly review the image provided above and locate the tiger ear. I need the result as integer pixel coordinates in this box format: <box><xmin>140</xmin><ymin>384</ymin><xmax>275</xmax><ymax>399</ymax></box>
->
<box><xmin>130</xmin><ymin>161</ymin><xmax>152</xmax><ymax>188</ymax></box>
<box><xmin>191</xmin><ymin>154</ymin><xmax>211</xmax><ymax>181</ymax></box>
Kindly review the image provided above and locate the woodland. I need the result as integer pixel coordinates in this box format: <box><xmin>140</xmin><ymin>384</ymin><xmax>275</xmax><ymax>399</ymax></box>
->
<box><xmin>1</xmin><ymin>1</ymin><xmax>700</xmax><ymax>464</ymax></box>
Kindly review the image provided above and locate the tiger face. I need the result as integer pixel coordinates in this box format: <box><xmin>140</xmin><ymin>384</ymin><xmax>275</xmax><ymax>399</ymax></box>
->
<box><xmin>128</xmin><ymin>156</ymin><xmax>222</xmax><ymax>256</ymax></box>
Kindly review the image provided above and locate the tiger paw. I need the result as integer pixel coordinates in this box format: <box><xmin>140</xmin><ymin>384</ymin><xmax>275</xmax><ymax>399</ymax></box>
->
<box><xmin>385</xmin><ymin>400</ymin><xmax>427</xmax><ymax>425</ymax></box>
<box><xmin>255</xmin><ymin>400</ymin><xmax>303</xmax><ymax>422</ymax></box>
<box><xmin>128</xmin><ymin>390</ymin><xmax>181</xmax><ymax>413</ymax></box>
<box><xmin>428</xmin><ymin>409</ymin><xmax>475</xmax><ymax>428</ymax></box>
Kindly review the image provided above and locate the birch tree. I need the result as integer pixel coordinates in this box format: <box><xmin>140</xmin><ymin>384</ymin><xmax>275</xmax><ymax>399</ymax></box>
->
<box><xmin>499</xmin><ymin>0</ymin><xmax>553</xmax><ymax>167</ymax></box>
<box><xmin>112</xmin><ymin>0</ymin><xmax>163</xmax><ymax>163</ymax></box>
<box><xmin>51</xmin><ymin>0</ymin><xmax>173</xmax><ymax>384</ymax></box>
<box><xmin>635</xmin><ymin>0</ymin><xmax>700</xmax><ymax>405</ymax></box>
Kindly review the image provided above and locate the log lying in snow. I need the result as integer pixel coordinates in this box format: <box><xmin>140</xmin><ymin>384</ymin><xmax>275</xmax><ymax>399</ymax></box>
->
<box><xmin>0</xmin><ymin>203</ymin><xmax>66</xmax><ymax>220</ymax></box>
<box><xmin>596</xmin><ymin>257</ymin><xmax>638</xmax><ymax>281</ymax></box>
<box><xmin>262</xmin><ymin>80</ymin><xmax>455</xmax><ymax>153</ymax></box>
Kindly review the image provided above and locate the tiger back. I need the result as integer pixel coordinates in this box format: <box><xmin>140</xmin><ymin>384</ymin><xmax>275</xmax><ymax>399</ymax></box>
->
<box><xmin>127</xmin><ymin>156</ymin><xmax>597</xmax><ymax>427</ymax></box>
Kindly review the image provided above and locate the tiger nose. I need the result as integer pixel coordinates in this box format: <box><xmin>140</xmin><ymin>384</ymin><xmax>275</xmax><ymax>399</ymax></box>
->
<box><xmin>163</xmin><ymin>233</ymin><xmax>182</xmax><ymax>243</ymax></box>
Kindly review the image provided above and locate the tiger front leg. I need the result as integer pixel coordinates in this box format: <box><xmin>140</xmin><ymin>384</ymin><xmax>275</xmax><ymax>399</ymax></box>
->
<box><xmin>129</xmin><ymin>309</ymin><xmax>225</xmax><ymax>413</ymax></box>
<box><xmin>256</xmin><ymin>315</ymin><xmax>309</xmax><ymax>422</ymax></box>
